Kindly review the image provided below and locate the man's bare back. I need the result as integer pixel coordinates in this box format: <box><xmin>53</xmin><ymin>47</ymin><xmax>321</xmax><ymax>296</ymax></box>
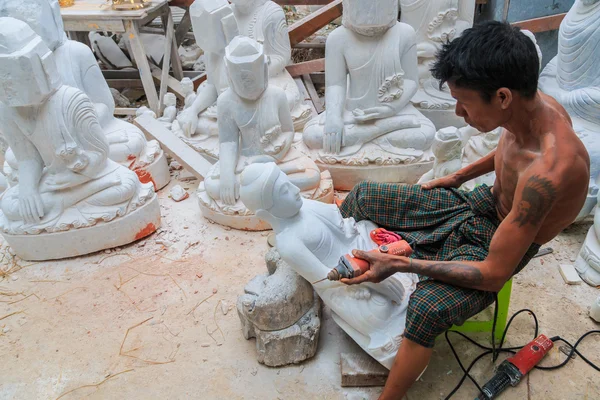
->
<box><xmin>493</xmin><ymin>92</ymin><xmax>590</xmax><ymax>244</ymax></box>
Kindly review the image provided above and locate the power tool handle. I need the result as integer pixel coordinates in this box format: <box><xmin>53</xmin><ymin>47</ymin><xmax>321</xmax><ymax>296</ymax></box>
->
<box><xmin>507</xmin><ymin>334</ymin><xmax>554</xmax><ymax>375</ymax></box>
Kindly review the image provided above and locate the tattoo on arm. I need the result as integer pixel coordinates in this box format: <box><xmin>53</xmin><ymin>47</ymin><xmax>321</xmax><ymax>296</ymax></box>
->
<box><xmin>410</xmin><ymin>261</ymin><xmax>484</xmax><ymax>288</ymax></box>
<box><xmin>513</xmin><ymin>175</ymin><xmax>557</xmax><ymax>227</ymax></box>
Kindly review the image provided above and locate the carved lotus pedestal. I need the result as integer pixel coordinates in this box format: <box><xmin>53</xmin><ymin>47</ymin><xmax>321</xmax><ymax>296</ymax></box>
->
<box><xmin>0</xmin><ymin>192</ymin><xmax>161</xmax><ymax>261</ymax></box>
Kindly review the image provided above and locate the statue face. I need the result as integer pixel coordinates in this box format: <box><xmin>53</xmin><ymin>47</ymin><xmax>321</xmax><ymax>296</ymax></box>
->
<box><xmin>191</xmin><ymin>0</ymin><xmax>238</xmax><ymax>54</ymax></box>
<box><xmin>225</xmin><ymin>36</ymin><xmax>268</xmax><ymax>101</ymax></box>
<box><xmin>0</xmin><ymin>0</ymin><xmax>66</xmax><ymax>51</ymax></box>
<box><xmin>0</xmin><ymin>18</ymin><xmax>61</xmax><ymax>106</ymax></box>
<box><xmin>269</xmin><ymin>174</ymin><xmax>303</xmax><ymax>219</ymax></box>
<box><xmin>342</xmin><ymin>0</ymin><xmax>398</xmax><ymax>37</ymax></box>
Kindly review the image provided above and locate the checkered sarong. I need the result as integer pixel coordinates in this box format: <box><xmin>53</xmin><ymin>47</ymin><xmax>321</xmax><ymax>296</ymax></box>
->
<box><xmin>340</xmin><ymin>182</ymin><xmax>540</xmax><ymax>348</ymax></box>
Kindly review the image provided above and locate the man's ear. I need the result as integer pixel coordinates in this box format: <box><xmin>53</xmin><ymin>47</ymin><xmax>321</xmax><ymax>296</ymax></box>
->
<box><xmin>495</xmin><ymin>88</ymin><xmax>513</xmax><ymax>110</ymax></box>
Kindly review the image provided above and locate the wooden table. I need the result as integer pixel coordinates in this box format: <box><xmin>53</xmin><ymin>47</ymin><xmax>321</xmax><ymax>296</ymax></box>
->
<box><xmin>61</xmin><ymin>0</ymin><xmax>184</xmax><ymax>115</ymax></box>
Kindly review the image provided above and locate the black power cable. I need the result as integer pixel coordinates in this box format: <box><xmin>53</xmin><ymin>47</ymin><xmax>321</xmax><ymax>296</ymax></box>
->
<box><xmin>443</xmin><ymin>304</ymin><xmax>600</xmax><ymax>399</ymax></box>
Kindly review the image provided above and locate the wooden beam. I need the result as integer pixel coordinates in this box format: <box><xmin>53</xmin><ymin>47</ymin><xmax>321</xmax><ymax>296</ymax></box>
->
<box><xmin>302</xmin><ymin>74</ymin><xmax>323</xmax><ymax>114</ymax></box>
<box><xmin>114</xmin><ymin>107</ymin><xmax>138</xmax><ymax>116</ymax></box>
<box><xmin>341</xmin><ymin>353</ymin><xmax>388</xmax><ymax>387</ymax></box>
<box><xmin>286</xmin><ymin>58</ymin><xmax>325</xmax><ymax>77</ymax></box>
<box><xmin>512</xmin><ymin>13</ymin><xmax>566</xmax><ymax>33</ymax></box>
<box><xmin>288</xmin><ymin>0</ymin><xmax>342</xmax><ymax>46</ymax></box>
<box><xmin>135</xmin><ymin>114</ymin><xmax>212</xmax><ymax>179</ymax></box>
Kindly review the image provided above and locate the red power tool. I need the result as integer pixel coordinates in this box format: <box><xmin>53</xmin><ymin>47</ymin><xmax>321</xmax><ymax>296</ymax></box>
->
<box><xmin>313</xmin><ymin>239</ymin><xmax>413</xmax><ymax>284</ymax></box>
<box><xmin>476</xmin><ymin>335</ymin><xmax>554</xmax><ymax>399</ymax></box>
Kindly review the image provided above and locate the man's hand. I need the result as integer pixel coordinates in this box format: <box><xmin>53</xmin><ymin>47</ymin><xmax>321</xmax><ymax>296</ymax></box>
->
<box><xmin>323</xmin><ymin>114</ymin><xmax>344</xmax><ymax>154</ymax></box>
<box><xmin>420</xmin><ymin>173</ymin><xmax>463</xmax><ymax>190</ymax></box>
<box><xmin>340</xmin><ymin>250</ymin><xmax>404</xmax><ymax>285</ymax></box>
<box><xmin>19</xmin><ymin>189</ymin><xmax>44</xmax><ymax>224</ymax></box>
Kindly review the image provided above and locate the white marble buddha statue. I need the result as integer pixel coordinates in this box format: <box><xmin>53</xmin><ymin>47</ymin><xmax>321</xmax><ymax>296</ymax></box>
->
<box><xmin>239</xmin><ymin>162</ymin><xmax>419</xmax><ymax>368</ymax></box>
<box><xmin>197</xmin><ymin>37</ymin><xmax>332</xmax><ymax>230</ymax></box>
<box><xmin>230</xmin><ymin>0</ymin><xmax>311</xmax><ymax>129</ymax></box>
<box><xmin>174</xmin><ymin>0</ymin><xmax>239</xmax><ymax>160</ymax></box>
<box><xmin>0</xmin><ymin>0</ymin><xmax>170</xmax><ymax>190</ymax></box>
<box><xmin>302</xmin><ymin>0</ymin><xmax>436</xmax><ymax>189</ymax></box>
<box><xmin>539</xmin><ymin>0</ymin><xmax>600</xmax><ymax>219</ymax></box>
<box><xmin>399</xmin><ymin>0</ymin><xmax>475</xmax><ymax>129</ymax></box>
<box><xmin>0</xmin><ymin>18</ymin><xmax>159</xmax><ymax>261</ymax></box>
<box><xmin>575</xmin><ymin>188</ymin><xmax>600</xmax><ymax>286</ymax></box>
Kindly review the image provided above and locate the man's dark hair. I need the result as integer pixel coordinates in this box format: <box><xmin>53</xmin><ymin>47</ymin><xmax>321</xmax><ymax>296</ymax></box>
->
<box><xmin>431</xmin><ymin>20</ymin><xmax>539</xmax><ymax>102</ymax></box>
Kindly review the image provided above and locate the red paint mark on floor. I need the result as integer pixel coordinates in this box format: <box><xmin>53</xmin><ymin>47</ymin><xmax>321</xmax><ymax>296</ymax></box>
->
<box><xmin>135</xmin><ymin>169</ymin><xmax>157</xmax><ymax>191</ymax></box>
<box><xmin>135</xmin><ymin>222</ymin><xmax>157</xmax><ymax>240</ymax></box>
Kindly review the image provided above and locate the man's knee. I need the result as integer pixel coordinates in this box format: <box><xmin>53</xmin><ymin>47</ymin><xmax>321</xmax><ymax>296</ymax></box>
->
<box><xmin>404</xmin><ymin>289</ymin><xmax>452</xmax><ymax>348</ymax></box>
<box><xmin>340</xmin><ymin>180</ymin><xmax>375</xmax><ymax>219</ymax></box>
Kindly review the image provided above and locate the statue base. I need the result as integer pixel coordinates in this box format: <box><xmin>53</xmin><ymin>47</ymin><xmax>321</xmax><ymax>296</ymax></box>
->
<box><xmin>575</xmin><ymin>227</ymin><xmax>600</xmax><ymax>287</ymax></box>
<box><xmin>133</xmin><ymin>150</ymin><xmax>171</xmax><ymax>191</ymax></box>
<box><xmin>320</xmin><ymin>161</ymin><xmax>433</xmax><ymax>191</ymax></box>
<box><xmin>197</xmin><ymin>171</ymin><xmax>334</xmax><ymax>231</ymax></box>
<box><xmin>1</xmin><ymin>195</ymin><xmax>161</xmax><ymax>261</ymax></box>
<box><xmin>411</xmin><ymin>80</ymin><xmax>467</xmax><ymax>130</ymax></box>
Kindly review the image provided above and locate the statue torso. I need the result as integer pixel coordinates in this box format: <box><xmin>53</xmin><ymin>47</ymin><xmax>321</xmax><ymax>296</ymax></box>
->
<box><xmin>400</xmin><ymin>0</ymin><xmax>459</xmax><ymax>43</ymax></box>
<box><xmin>343</xmin><ymin>23</ymin><xmax>411</xmax><ymax>110</ymax></box>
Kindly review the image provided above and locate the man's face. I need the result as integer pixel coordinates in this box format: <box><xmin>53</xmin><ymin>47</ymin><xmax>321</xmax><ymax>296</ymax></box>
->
<box><xmin>448</xmin><ymin>82</ymin><xmax>506</xmax><ymax>133</ymax></box>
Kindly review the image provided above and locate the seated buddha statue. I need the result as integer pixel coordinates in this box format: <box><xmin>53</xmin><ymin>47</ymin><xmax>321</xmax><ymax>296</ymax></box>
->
<box><xmin>302</xmin><ymin>0</ymin><xmax>436</xmax><ymax>189</ymax></box>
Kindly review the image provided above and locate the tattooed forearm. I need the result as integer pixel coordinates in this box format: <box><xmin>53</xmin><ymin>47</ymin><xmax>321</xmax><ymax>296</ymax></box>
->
<box><xmin>513</xmin><ymin>175</ymin><xmax>557</xmax><ymax>227</ymax></box>
<box><xmin>407</xmin><ymin>260</ymin><xmax>484</xmax><ymax>288</ymax></box>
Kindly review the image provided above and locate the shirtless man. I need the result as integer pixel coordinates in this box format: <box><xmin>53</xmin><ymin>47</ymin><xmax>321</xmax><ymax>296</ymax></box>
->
<box><xmin>339</xmin><ymin>21</ymin><xmax>590</xmax><ymax>399</ymax></box>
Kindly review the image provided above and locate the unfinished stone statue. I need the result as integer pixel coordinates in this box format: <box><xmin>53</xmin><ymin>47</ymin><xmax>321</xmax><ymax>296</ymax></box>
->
<box><xmin>230</xmin><ymin>0</ymin><xmax>311</xmax><ymax>129</ymax></box>
<box><xmin>303</xmin><ymin>0</ymin><xmax>436</xmax><ymax>190</ymax></box>
<box><xmin>198</xmin><ymin>36</ymin><xmax>332</xmax><ymax>230</ymax></box>
<box><xmin>0</xmin><ymin>18</ymin><xmax>160</xmax><ymax>261</ymax></box>
<box><xmin>180</xmin><ymin>77</ymin><xmax>197</xmax><ymax>110</ymax></box>
<box><xmin>539</xmin><ymin>0</ymin><xmax>600</xmax><ymax>220</ymax></box>
<box><xmin>176</xmin><ymin>0</ymin><xmax>309</xmax><ymax>161</ymax></box>
<box><xmin>239</xmin><ymin>163</ymin><xmax>419</xmax><ymax>368</ymax></box>
<box><xmin>399</xmin><ymin>0</ymin><xmax>474</xmax><ymax>129</ymax></box>
<box><xmin>237</xmin><ymin>248</ymin><xmax>321</xmax><ymax>366</ymax></box>
<box><xmin>418</xmin><ymin>125</ymin><xmax>501</xmax><ymax>190</ymax></box>
<box><xmin>0</xmin><ymin>0</ymin><xmax>170</xmax><ymax>191</ymax></box>
<box><xmin>575</xmin><ymin>188</ymin><xmax>600</xmax><ymax>286</ymax></box>
<box><xmin>157</xmin><ymin>93</ymin><xmax>177</xmax><ymax>129</ymax></box>
<box><xmin>174</xmin><ymin>0</ymin><xmax>239</xmax><ymax>160</ymax></box>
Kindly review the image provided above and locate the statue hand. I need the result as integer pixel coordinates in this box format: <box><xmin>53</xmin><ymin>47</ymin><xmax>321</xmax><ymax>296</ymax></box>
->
<box><xmin>420</xmin><ymin>173</ymin><xmax>463</xmax><ymax>190</ymax></box>
<box><xmin>417</xmin><ymin>42</ymin><xmax>438</xmax><ymax>59</ymax></box>
<box><xmin>353</xmin><ymin>106</ymin><xmax>396</xmax><ymax>123</ymax></box>
<box><xmin>323</xmin><ymin>115</ymin><xmax>344</xmax><ymax>154</ymax></box>
<box><xmin>18</xmin><ymin>189</ymin><xmax>44</xmax><ymax>224</ymax></box>
<box><xmin>340</xmin><ymin>250</ymin><xmax>399</xmax><ymax>285</ymax></box>
<box><xmin>176</xmin><ymin>108</ymin><xmax>199</xmax><ymax>138</ymax></box>
<box><xmin>220</xmin><ymin>177</ymin><xmax>239</xmax><ymax>206</ymax></box>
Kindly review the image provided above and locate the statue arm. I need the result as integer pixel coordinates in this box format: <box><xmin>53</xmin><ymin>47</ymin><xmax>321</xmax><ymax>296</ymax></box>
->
<box><xmin>458</xmin><ymin>0</ymin><xmax>476</xmax><ymax>28</ymax></box>
<box><xmin>263</xmin><ymin>6</ymin><xmax>292</xmax><ymax>75</ymax></box>
<box><xmin>277</xmin><ymin>239</ymin><xmax>337</xmax><ymax>284</ymax></box>
<box><xmin>217</xmin><ymin>94</ymin><xmax>240</xmax><ymax>205</ymax></box>
<box><xmin>323</xmin><ymin>30</ymin><xmax>347</xmax><ymax>153</ymax></box>
<box><xmin>77</xmin><ymin>43</ymin><xmax>116</xmax><ymax>117</ymax></box>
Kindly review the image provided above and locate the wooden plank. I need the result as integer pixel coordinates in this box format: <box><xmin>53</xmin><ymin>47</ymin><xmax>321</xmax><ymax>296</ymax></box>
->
<box><xmin>193</xmin><ymin>73</ymin><xmax>208</xmax><ymax>90</ymax></box>
<box><xmin>175</xmin><ymin>8</ymin><xmax>192</xmax><ymax>47</ymax></box>
<box><xmin>63</xmin><ymin>19</ymin><xmax>125</xmax><ymax>32</ymax></box>
<box><xmin>309</xmin><ymin>72</ymin><xmax>324</xmax><ymax>85</ymax></box>
<box><xmin>158</xmin><ymin>7</ymin><xmax>176</xmax><ymax>113</ymax></box>
<box><xmin>114</xmin><ymin>107</ymin><xmax>138</xmax><ymax>116</ymax></box>
<box><xmin>340</xmin><ymin>353</ymin><xmax>388</xmax><ymax>387</ymax></box>
<box><xmin>125</xmin><ymin>19</ymin><xmax>160</xmax><ymax>113</ymax></box>
<box><xmin>288</xmin><ymin>0</ymin><xmax>343</xmax><ymax>46</ymax></box>
<box><xmin>286</xmin><ymin>58</ymin><xmax>325</xmax><ymax>77</ymax></box>
<box><xmin>150</xmin><ymin>65</ymin><xmax>185</xmax><ymax>101</ymax></box>
<box><xmin>295</xmin><ymin>77</ymin><xmax>317</xmax><ymax>118</ymax></box>
<box><xmin>135</xmin><ymin>114</ymin><xmax>212</xmax><ymax>178</ymax></box>
<box><xmin>512</xmin><ymin>13</ymin><xmax>567</xmax><ymax>33</ymax></box>
<box><xmin>302</xmin><ymin>74</ymin><xmax>323</xmax><ymax>114</ymax></box>
<box><xmin>106</xmin><ymin>79</ymin><xmax>144</xmax><ymax>89</ymax></box>
<box><xmin>60</xmin><ymin>0</ymin><xmax>167</xmax><ymax>20</ymax></box>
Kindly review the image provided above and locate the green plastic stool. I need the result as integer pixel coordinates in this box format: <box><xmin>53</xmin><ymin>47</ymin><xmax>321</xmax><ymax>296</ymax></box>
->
<box><xmin>450</xmin><ymin>279</ymin><xmax>513</xmax><ymax>343</ymax></box>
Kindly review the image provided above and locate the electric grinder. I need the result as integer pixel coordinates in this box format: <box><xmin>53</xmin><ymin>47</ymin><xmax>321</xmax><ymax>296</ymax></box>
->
<box><xmin>313</xmin><ymin>240</ymin><xmax>413</xmax><ymax>284</ymax></box>
<box><xmin>476</xmin><ymin>334</ymin><xmax>554</xmax><ymax>399</ymax></box>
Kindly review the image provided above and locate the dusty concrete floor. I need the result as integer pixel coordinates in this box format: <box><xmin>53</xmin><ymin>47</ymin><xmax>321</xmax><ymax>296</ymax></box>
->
<box><xmin>0</xmin><ymin>170</ymin><xmax>598</xmax><ymax>400</ymax></box>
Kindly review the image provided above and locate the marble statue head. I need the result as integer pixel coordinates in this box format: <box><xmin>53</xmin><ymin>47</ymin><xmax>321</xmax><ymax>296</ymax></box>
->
<box><xmin>191</xmin><ymin>0</ymin><xmax>239</xmax><ymax>54</ymax></box>
<box><xmin>432</xmin><ymin>127</ymin><xmax>463</xmax><ymax>161</ymax></box>
<box><xmin>240</xmin><ymin>163</ymin><xmax>303</xmax><ymax>220</ymax></box>
<box><xmin>342</xmin><ymin>0</ymin><xmax>398</xmax><ymax>37</ymax></box>
<box><xmin>225</xmin><ymin>36</ymin><xmax>268</xmax><ymax>101</ymax></box>
<box><xmin>229</xmin><ymin>0</ymin><xmax>268</xmax><ymax>14</ymax></box>
<box><xmin>180</xmin><ymin>77</ymin><xmax>194</xmax><ymax>95</ymax></box>
<box><xmin>0</xmin><ymin>0</ymin><xmax>67</xmax><ymax>52</ymax></box>
<box><xmin>163</xmin><ymin>92</ymin><xmax>176</xmax><ymax>107</ymax></box>
<box><xmin>0</xmin><ymin>17</ymin><xmax>61</xmax><ymax>107</ymax></box>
